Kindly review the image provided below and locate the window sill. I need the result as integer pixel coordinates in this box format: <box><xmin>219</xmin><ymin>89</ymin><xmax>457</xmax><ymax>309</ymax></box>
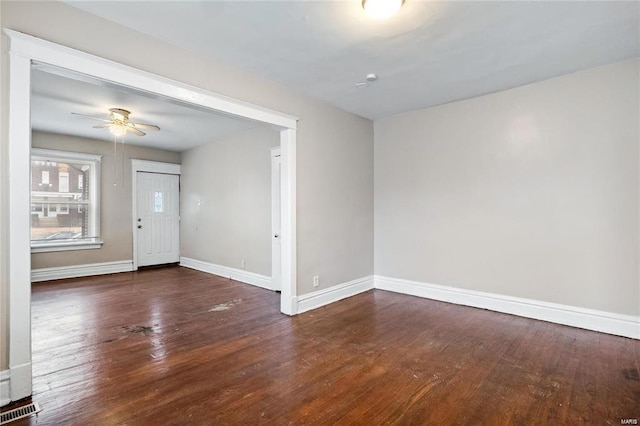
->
<box><xmin>31</xmin><ymin>240</ymin><xmax>104</xmax><ymax>253</ymax></box>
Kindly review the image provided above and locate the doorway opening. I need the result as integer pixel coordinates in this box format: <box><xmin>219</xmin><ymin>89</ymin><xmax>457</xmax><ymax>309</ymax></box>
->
<box><xmin>5</xmin><ymin>29</ymin><xmax>298</xmax><ymax>402</ymax></box>
<box><xmin>271</xmin><ymin>147</ymin><xmax>282</xmax><ymax>292</ymax></box>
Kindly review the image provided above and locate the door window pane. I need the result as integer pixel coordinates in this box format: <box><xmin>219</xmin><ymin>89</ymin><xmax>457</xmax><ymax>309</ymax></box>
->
<box><xmin>154</xmin><ymin>191</ymin><xmax>164</xmax><ymax>213</ymax></box>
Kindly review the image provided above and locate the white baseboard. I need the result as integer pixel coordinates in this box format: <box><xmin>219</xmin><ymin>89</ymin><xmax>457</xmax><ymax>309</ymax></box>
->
<box><xmin>8</xmin><ymin>362</ymin><xmax>31</xmax><ymax>402</ymax></box>
<box><xmin>180</xmin><ymin>257</ymin><xmax>272</xmax><ymax>290</ymax></box>
<box><xmin>0</xmin><ymin>370</ymin><xmax>10</xmax><ymax>407</ymax></box>
<box><xmin>374</xmin><ymin>275</ymin><xmax>640</xmax><ymax>339</ymax></box>
<box><xmin>31</xmin><ymin>260</ymin><xmax>133</xmax><ymax>282</ymax></box>
<box><xmin>297</xmin><ymin>275</ymin><xmax>374</xmax><ymax>314</ymax></box>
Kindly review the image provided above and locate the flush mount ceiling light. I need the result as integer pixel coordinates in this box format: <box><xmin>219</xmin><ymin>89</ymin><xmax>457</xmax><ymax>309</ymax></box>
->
<box><xmin>362</xmin><ymin>0</ymin><xmax>405</xmax><ymax>19</ymax></box>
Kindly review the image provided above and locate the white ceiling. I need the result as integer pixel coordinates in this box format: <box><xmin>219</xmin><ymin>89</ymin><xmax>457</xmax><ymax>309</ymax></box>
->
<box><xmin>65</xmin><ymin>0</ymin><xmax>640</xmax><ymax>120</ymax></box>
<box><xmin>31</xmin><ymin>67</ymin><xmax>261</xmax><ymax>152</ymax></box>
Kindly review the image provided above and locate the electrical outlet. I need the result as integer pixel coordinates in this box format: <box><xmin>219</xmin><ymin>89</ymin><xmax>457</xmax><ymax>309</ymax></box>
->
<box><xmin>313</xmin><ymin>275</ymin><xmax>319</xmax><ymax>287</ymax></box>
<box><xmin>241</xmin><ymin>260</ymin><xmax>246</xmax><ymax>269</ymax></box>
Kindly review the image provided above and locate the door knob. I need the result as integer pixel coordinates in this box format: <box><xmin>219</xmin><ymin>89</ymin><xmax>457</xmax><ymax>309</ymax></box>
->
<box><xmin>137</xmin><ymin>225</ymin><xmax>142</xmax><ymax>229</ymax></box>
<box><xmin>274</xmin><ymin>234</ymin><xmax>279</xmax><ymax>238</ymax></box>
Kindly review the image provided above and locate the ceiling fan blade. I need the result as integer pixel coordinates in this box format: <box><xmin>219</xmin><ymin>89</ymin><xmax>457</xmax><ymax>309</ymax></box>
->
<box><xmin>130</xmin><ymin>122</ymin><xmax>160</xmax><ymax>131</ymax></box>
<box><xmin>71</xmin><ymin>112</ymin><xmax>111</xmax><ymax>123</ymax></box>
<box><xmin>126</xmin><ymin>125</ymin><xmax>146</xmax><ymax>136</ymax></box>
<box><xmin>93</xmin><ymin>124</ymin><xmax>112</xmax><ymax>129</ymax></box>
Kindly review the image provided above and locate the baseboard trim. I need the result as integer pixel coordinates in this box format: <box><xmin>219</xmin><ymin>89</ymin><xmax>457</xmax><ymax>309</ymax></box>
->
<box><xmin>297</xmin><ymin>275</ymin><xmax>374</xmax><ymax>314</ymax></box>
<box><xmin>31</xmin><ymin>260</ymin><xmax>134</xmax><ymax>282</ymax></box>
<box><xmin>0</xmin><ymin>370</ymin><xmax>10</xmax><ymax>407</ymax></box>
<box><xmin>180</xmin><ymin>257</ymin><xmax>272</xmax><ymax>290</ymax></box>
<box><xmin>8</xmin><ymin>362</ymin><xmax>31</xmax><ymax>402</ymax></box>
<box><xmin>374</xmin><ymin>275</ymin><xmax>639</xmax><ymax>339</ymax></box>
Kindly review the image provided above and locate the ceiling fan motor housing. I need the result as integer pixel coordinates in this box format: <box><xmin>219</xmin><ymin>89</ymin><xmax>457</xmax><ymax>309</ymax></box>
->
<box><xmin>109</xmin><ymin>108</ymin><xmax>131</xmax><ymax>123</ymax></box>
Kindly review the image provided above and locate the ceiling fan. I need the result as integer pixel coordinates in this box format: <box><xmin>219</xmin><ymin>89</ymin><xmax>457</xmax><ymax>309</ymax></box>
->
<box><xmin>71</xmin><ymin>108</ymin><xmax>160</xmax><ymax>137</ymax></box>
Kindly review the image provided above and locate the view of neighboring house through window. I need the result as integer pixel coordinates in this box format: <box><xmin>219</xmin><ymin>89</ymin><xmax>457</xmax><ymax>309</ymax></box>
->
<box><xmin>31</xmin><ymin>148</ymin><xmax>103</xmax><ymax>252</ymax></box>
<box><xmin>59</xmin><ymin>171</ymin><xmax>69</xmax><ymax>193</ymax></box>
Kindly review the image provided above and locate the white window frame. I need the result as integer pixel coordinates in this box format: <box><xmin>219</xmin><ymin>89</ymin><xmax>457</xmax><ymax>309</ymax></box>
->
<box><xmin>30</xmin><ymin>148</ymin><xmax>103</xmax><ymax>252</ymax></box>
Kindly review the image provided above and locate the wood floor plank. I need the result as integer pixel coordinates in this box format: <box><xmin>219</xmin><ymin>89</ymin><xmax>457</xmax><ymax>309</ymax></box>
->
<box><xmin>2</xmin><ymin>266</ymin><xmax>638</xmax><ymax>424</ymax></box>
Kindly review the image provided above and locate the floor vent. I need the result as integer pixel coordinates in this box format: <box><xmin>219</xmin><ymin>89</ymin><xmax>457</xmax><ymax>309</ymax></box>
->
<box><xmin>0</xmin><ymin>402</ymin><xmax>41</xmax><ymax>424</ymax></box>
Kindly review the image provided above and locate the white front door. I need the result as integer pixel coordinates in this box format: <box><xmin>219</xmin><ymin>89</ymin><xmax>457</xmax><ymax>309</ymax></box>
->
<box><xmin>271</xmin><ymin>148</ymin><xmax>282</xmax><ymax>291</ymax></box>
<box><xmin>136</xmin><ymin>172</ymin><xmax>180</xmax><ymax>267</ymax></box>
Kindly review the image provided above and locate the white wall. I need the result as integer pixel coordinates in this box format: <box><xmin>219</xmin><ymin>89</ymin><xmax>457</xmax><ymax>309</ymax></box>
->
<box><xmin>180</xmin><ymin>127</ymin><xmax>279</xmax><ymax>276</ymax></box>
<box><xmin>0</xmin><ymin>1</ymin><xmax>374</xmax><ymax>369</ymax></box>
<box><xmin>1</xmin><ymin>0</ymin><xmax>374</xmax><ymax>294</ymax></box>
<box><xmin>375</xmin><ymin>58</ymin><xmax>639</xmax><ymax>316</ymax></box>
<box><xmin>31</xmin><ymin>131</ymin><xmax>181</xmax><ymax>269</ymax></box>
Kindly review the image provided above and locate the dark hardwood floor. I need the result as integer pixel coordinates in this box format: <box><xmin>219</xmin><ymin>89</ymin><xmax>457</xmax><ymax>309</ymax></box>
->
<box><xmin>2</xmin><ymin>266</ymin><xmax>638</xmax><ymax>424</ymax></box>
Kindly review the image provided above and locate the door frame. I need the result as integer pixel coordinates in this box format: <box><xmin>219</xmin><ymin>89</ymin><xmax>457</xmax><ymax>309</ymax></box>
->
<box><xmin>131</xmin><ymin>160</ymin><xmax>181</xmax><ymax>270</ymax></box>
<box><xmin>4</xmin><ymin>29</ymin><xmax>299</xmax><ymax>402</ymax></box>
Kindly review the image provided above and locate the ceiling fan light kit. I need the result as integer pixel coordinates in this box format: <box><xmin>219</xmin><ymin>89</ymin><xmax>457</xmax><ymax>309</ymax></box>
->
<box><xmin>109</xmin><ymin>123</ymin><xmax>127</xmax><ymax>137</ymax></box>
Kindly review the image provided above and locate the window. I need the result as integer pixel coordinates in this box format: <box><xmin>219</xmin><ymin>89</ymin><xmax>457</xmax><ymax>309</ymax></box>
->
<box><xmin>59</xmin><ymin>172</ymin><xmax>69</xmax><ymax>193</ymax></box>
<box><xmin>31</xmin><ymin>148</ymin><xmax>102</xmax><ymax>252</ymax></box>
